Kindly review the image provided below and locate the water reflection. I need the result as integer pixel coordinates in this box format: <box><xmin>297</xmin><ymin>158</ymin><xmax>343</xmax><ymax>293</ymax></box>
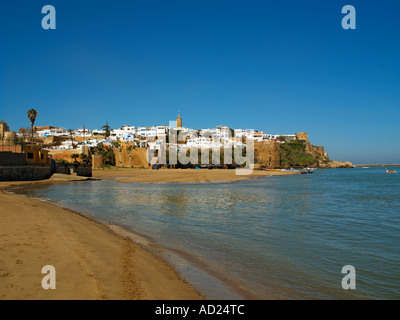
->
<box><xmin>14</xmin><ymin>167</ymin><xmax>400</xmax><ymax>299</ymax></box>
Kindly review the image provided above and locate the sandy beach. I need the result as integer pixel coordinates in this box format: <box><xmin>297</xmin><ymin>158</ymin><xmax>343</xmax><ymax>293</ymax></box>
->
<box><xmin>0</xmin><ymin>180</ymin><xmax>203</xmax><ymax>300</ymax></box>
<box><xmin>0</xmin><ymin>168</ymin><xmax>297</xmax><ymax>300</ymax></box>
<box><xmin>93</xmin><ymin>168</ymin><xmax>299</xmax><ymax>183</ymax></box>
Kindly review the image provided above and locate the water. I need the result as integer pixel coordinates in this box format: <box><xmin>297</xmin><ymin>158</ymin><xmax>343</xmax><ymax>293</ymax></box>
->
<box><xmin>13</xmin><ymin>167</ymin><xmax>400</xmax><ymax>299</ymax></box>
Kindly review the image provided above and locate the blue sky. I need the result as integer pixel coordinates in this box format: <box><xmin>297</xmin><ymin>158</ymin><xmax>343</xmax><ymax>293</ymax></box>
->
<box><xmin>0</xmin><ymin>0</ymin><xmax>399</xmax><ymax>163</ymax></box>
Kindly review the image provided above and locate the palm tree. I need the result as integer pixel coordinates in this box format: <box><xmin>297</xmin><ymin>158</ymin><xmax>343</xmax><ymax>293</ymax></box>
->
<box><xmin>71</xmin><ymin>153</ymin><xmax>80</xmax><ymax>163</ymax></box>
<box><xmin>27</xmin><ymin>109</ymin><xmax>38</xmax><ymax>146</ymax></box>
<box><xmin>80</xmin><ymin>153</ymin><xmax>89</xmax><ymax>165</ymax></box>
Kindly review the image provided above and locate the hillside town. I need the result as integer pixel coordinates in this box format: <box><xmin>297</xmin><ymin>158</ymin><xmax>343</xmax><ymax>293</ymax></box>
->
<box><xmin>2</xmin><ymin>114</ymin><xmax>310</xmax><ymax>153</ymax></box>
<box><xmin>0</xmin><ymin>112</ymin><xmax>354</xmax><ymax>181</ymax></box>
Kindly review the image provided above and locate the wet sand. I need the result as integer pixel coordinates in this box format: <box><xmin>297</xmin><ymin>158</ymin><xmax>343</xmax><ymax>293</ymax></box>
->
<box><xmin>0</xmin><ymin>180</ymin><xmax>203</xmax><ymax>300</ymax></box>
<box><xmin>93</xmin><ymin>168</ymin><xmax>299</xmax><ymax>183</ymax></box>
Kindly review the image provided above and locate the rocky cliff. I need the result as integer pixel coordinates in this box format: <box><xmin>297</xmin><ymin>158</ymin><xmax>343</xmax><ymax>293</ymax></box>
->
<box><xmin>253</xmin><ymin>137</ymin><xmax>352</xmax><ymax>169</ymax></box>
<box><xmin>318</xmin><ymin>160</ymin><xmax>353</xmax><ymax>168</ymax></box>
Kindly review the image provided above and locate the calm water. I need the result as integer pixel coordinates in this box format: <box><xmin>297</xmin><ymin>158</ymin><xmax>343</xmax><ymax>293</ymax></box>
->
<box><xmin>14</xmin><ymin>167</ymin><xmax>400</xmax><ymax>299</ymax></box>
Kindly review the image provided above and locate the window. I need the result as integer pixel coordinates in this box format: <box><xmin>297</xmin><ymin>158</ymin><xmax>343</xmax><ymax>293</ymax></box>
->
<box><xmin>27</xmin><ymin>153</ymin><xmax>34</xmax><ymax>159</ymax></box>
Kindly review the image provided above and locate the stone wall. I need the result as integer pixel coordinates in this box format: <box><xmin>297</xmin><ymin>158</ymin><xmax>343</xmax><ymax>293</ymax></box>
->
<box><xmin>0</xmin><ymin>145</ymin><xmax>22</xmax><ymax>153</ymax></box>
<box><xmin>92</xmin><ymin>154</ymin><xmax>103</xmax><ymax>169</ymax></box>
<box><xmin>49</xmin><ymin>149</ymin><xmax>89</xmax><ymax>163</ymax></box>
<box><xmin>2</xmin><ymin>131</ymin><xmax>17</xmax><ymax>145</ymax></box>
<box><xmin>74</xmin><ymin>165</ymin><xmax>92</xmax><ymax>177</ymax></box>
<box><xmin>54</xmin><ymin>163</ymin><xmax>92</xmax><ymax>177</ymax></box>
<box><xmin>41</xmin><ymin>135</ymin><xmax>68</xmax><ymax>145</ymax></box>
<box><xmin>0</xmin><ymin>152</ymin><xmax>26</xmax><ymax>166</ymax></box>
<box><xmin>254</xmin><ymin>141</ymin><xmax>281</xmax><ymax>169</ymax></box>
<box><xmin>296</xmin><ymin>132</ymin><xmax>309</xmax><ymax>142</ymax></box>
<box><xmin>54</xmin><ymin>165</ymin><xmax>70</xmax><ymax>174</ymax></box>
<box><xmin>309</xmin><ymin>145</ymin><xmax>325</xmax><ymax>161</ymax></box>
<box><xmin>113</xmin><ymin>147</ymin><xmax>149</xmax><ymax>168</ymax></box>
<box><xmin>0</xmin><ymin>166</ymin><xmax>52</xmax><ymax>181</ymax></box>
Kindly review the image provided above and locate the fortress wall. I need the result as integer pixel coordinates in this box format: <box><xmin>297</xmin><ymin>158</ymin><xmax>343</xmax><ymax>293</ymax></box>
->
<box><xmin>49</xmin><ymin>149</ymin><xmax>89</xmax><ymax>163</ymax></box>
<box><xmin>0</xmin><ymin>166</ymin><xmax>52</xmax><ymax>181</ymax></box>
<box><xmin>254</xmin><ymin>141</ymin><xmax>281</xmax><ymax>169</ymax></box>
<box><xmin>113</xmin><ymin>147</ymin><xmax>149</xmax><ymax>168</ymax></box>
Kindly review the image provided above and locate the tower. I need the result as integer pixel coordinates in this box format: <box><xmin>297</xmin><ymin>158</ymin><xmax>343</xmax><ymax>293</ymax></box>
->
<box><xmin>176</xmin><ymin>113</ymin><xmax>182</xmax><ymax>128</ymax></box>
<box><xmin>296</xmin><ymin>132</ymin><xmax>308</xmax><ymax>142</ymax></box>
<box><xmin>0</xmin><ymin>121</ymin><xmax>10</xmax><ymax>143</ymax></box>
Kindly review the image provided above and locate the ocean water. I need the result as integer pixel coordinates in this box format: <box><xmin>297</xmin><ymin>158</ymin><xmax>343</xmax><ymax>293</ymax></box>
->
<box><xmin>14</xmin><ymin>167</ymin><xmax>400</xmax><ymax>299</ymax></box>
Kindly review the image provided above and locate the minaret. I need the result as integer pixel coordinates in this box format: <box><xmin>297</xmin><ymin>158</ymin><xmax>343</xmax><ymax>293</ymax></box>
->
<box><xmin>176</xmin><ymin>113</ymin><xmax>182</xmax><ymax>128</ymax></box>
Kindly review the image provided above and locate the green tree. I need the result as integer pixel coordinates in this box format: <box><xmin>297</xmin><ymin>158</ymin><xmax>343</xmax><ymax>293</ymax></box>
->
<box><xmin>93</xmin><ymin>142</ymin><xmax>114</xmax><ymax>165</ymax></box>
<box><xmin>80</xmin><ymin>153</ymin><xmax>90</xmax><ymax>165</ymax></box>
<box><xmin>71</xmin><ymin>153</ymin><xmax>80</xmax><ymax>163</ymax></box>
<box><xmin>68</xmin><ymin>129</ymin><xmax>75</xmax><ymax>146</ymax></box>
<box><xmin>102</xmin><ymin>122</ymin><xmax>111</xmax><ymax>139</ymax></box>
<box><xmin>102</xmin><ymin>147</ymin><xmax>115</xmax><ymax>165</ymax></box>
<box><xmin>27</xmin><ymin>108</ymin><xmax>38</xmax><ymax>146</ymax></box>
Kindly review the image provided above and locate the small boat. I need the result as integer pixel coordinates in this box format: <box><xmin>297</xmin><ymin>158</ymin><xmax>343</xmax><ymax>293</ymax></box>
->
<box><xmin>300</xmin><ymin>168</ymin><xmax>314</xmax><ymax>174</ymax></box>
<box><xmin>385</xmin><ymin>168</ymin><xmax>397</xmax><ymax>173</ymax></box>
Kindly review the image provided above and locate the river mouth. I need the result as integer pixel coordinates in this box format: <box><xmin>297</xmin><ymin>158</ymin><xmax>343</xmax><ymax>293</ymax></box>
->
<box><xmin>8</xmin><ymin>167</ymin><xmax>400</xmax><ymax>300</ymax></box>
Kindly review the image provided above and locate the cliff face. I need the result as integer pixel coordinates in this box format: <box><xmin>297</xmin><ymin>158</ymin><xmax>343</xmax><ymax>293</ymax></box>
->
<box><xmin>307</xmin><ymin>143</ymin><xmax>326</xmax><ymax>161</ymax></box>
<box><xmin>253</xmin><ymin>136</ymin><xmax>352</xmax><ymax>169</ymax></box>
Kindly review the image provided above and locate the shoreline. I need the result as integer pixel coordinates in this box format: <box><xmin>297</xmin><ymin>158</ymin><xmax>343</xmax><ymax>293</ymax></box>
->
<box><xmin>92</xmin><ymin>167</ymin><xmax>299</xmax><ymax>183</ymax></box>
<box><xmin>0</xmin><ymin>179</ymin><xmax>204</xmax><ymax>300</ymax></box>
<box><xmin>1</xmin><ymin>169</ymin><xmax>298</xmax><ymax>300</ymax></box>
<box><xmin>2</xmin><ymin>179</ymin><xmax>266</xmax><ymax>300</ymax></box>
<box><xmin>353</xmin><ymin>164</ymin><xmax>400</xmax><ymax>167</ymax></box>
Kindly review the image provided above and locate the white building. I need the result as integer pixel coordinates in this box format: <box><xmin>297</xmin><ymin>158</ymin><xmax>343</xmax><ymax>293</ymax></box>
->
<box><xmin>138</xmin><ymin>126</ymin><xmax>157</xmax><ymax>138</ymax></box>
<box><xmin>156</xmin><ymin>125</ymin><xmax>169</xmax><ymax>137</ymax></box>
<box><xmin>36</xmin><ymin>127</ymin><xmax>68</xmax><ymax>137</ymax></box>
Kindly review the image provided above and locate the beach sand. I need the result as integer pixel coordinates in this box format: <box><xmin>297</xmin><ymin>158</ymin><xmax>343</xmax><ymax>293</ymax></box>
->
<box><xmin>93</xmin><ymin>168</ymin><xmax>299</xmax><ymax>183</ymax></box>
<box><xmin>0</xmin><ymin>168</ymin><xmax>297</xmax><ymax>300</ymax></box>
<box><xmin>0</xmin><ymin>180</ymin><xmax>203</xmax><ymax>300</ymax></box>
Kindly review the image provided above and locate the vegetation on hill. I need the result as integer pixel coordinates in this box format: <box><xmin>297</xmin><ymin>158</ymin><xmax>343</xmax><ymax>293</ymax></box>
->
<box><xmin>101</xmin><ymin>122</ymin><xmax>111</xmax><ymax>138</ymax></box>
<box><xmin>93</xmin><ymin>142</ymin><xmax>115</xmax><ymax>166</ymax></box>
<box><xmin>280</xmin><ymin>139</ymin><xmax>318</xmax><ymax>167</ymax></box>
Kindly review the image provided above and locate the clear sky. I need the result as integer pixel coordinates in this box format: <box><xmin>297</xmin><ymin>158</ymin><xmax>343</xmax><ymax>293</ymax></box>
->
<box><xmin>1</xmin><ymin>0</ymin><xmax>399</xmax><ymax>164</ymax></box>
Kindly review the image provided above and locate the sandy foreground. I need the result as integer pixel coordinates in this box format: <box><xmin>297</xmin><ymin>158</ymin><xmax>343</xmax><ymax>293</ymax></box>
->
<box><xmin>0</xmin><ymin>168</ymin><xmax>297</xmax><ymax>300</ymax></box>
<box><xmin>0</xmin><ymin>180</ymin><xmax>203</xmax><ymax>300</ymax></box>
<box><xmin>93</xmin><ymin>167</ymin><xmax>299</xmax><ymax>183</ymax></box>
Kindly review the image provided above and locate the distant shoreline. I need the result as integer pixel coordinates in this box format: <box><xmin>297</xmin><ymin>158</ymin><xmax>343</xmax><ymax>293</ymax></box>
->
<box><xmin>353</xmin><ymin>164</ymin><xmax>400</xmax><ymax>167</ymax></box>
<box><xmin>92</xmin><ymin>168</ymin><xmax>299</xmax><ymax>183</ymax></box>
